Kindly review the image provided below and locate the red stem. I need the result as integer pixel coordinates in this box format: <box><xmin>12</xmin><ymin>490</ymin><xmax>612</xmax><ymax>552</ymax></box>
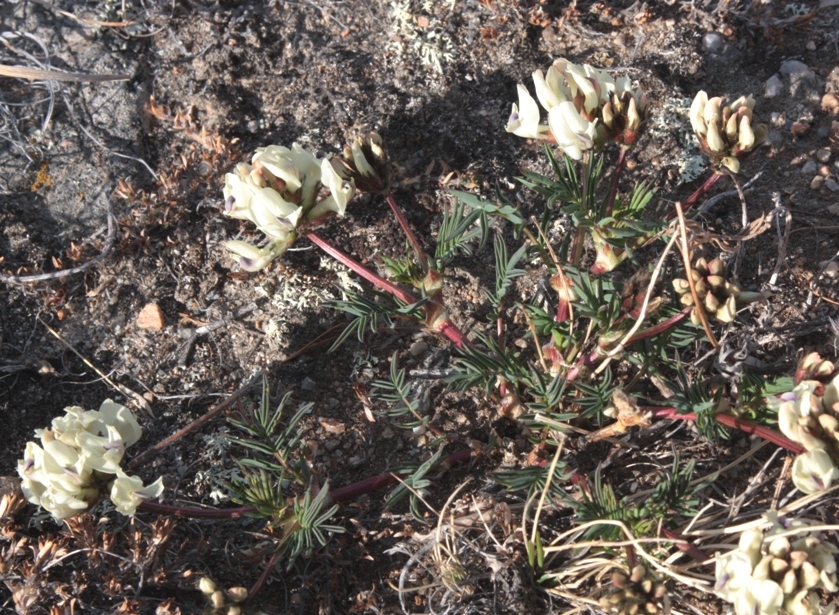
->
<box><xmin>661</xmin><ymin>528</ymin><xmax>710</xmax><ymax>562</ymax></box>
<box><xmin>664</xmin><ymin>172</ymin><xmax>723</xmax><ymax>220</ymax></box>
<box><xmin>386</xmin><ymin>194</ymin><xmax>428</xmax><ymax>271</ymax></box>
<box><xmin>603</xmin><ymin>146</ymin><xmax>628</xmax><ymax>219</ymax></box>
<box><xmin>305</xmin><ymin>231</ymin><xmax>418</xmax><ymax>305</ymax></box>
<box><xmin>650</xmin><ymin>407</ymin><xmax>805</xmax><ymax>454</ymax></box>
<box><xmin>136</xmin><ymin>450</ymin><xmax>475</xmax><ymax>518</ymax></box>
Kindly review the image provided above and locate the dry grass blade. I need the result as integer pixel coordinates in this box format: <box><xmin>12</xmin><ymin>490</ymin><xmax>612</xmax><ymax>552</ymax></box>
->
<box><xmin>0</xmin><ymin>64</ymin><xmax>129</xmax><ymax>82</ymax></box>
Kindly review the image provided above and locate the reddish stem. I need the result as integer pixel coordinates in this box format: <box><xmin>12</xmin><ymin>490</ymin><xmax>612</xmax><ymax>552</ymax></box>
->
<box><xmin>603</xmin><ymin>146</ymin><xmax>628</xmax><ymax>219</ymax></box>
<box><xmin>661</xmin><ymin>528</ymin><xmax>710</xmax><ymax>562</ymax></box>
<box><xmin>137</xmin><ymin>450</ymin><xmax>475</xmax><ymax>519</ymax></box>
<box><xmin>386</xmin><ymin>194</ymin><xmax>428</xmax><ymax>271</ymax></box>
<box><xmin>567</xmin><ymin>307</ymin><xmax>693</xmax><ymax>381</ymax></box>
<box><xmin>305</xmin><ymin>231</ymin><xmax>418</xmax><ymax>305</ymax></box>
<box><xmin>137</xmin><ymin>500</ymin><xmax>256</xmax><ymax>518</ymax></box>
<box><xmin>305</xmin><ymin>231</ymin><xmax>470</xmax><ymax>348</ymax></box>
<box><xmin>650</xmin><ymin>407</ymin><xmax>804</xmax><ymax>454</ymax></box>
<box><xmin>664</xmin><ymin>173</ymin><xmax>723</xmax><ymax>220</ymax></box>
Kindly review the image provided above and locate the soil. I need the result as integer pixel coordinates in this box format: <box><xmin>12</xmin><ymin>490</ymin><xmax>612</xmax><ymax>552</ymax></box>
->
<box><xmin>1</xmin><ymin>0</ymin><xmax>839</xmax><ymax>614</ymax></box>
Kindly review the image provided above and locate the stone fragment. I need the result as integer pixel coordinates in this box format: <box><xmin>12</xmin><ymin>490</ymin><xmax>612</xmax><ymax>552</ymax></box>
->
<box><xmin>779</xmin><ymin>60</ymin><xmax>812</xmax><ymax>77</ymax></box>
<box><xmin>811</xmin><ymin>176</ymin><xmax>825</xmax><ymax>190</ymax></box>
<box><xmin>820</xmin><ymin>165</ymin><xmax>831</xmax><ymax>177</ymax></box>
<box><xmin>829</xmin><ymin>204</ymin><xmax>839</xmax><ymax>215</ymax></box>
<box><xmin>765</xmin><ymin>74</ymin><xmax>784</xmax><ymax>98</ymax></box>
<box><xmin>802</xmin><ymin>160</ymin><xmax>818</xmax><ymax>175</ymax></box>
<box><xmin>702</xmin><ymin>32</ymin><xmax>724</xmax><ymax>53</ymax></box>
<box><xmin>817</xmin><ymin>149</ymin><xmax>832</xmax><ymax>163</ymax></box>
<box><xmin>790</xmin><ymin>122</ymin><xmax>811</xmax><ymax>136</ymax></box>
<box><xmin>823</xmin><ymin>93</ymin><xmax>839</xmax><ymax>114</ymax></box>
<box><xmin>319</xmin><ymin>418</ymin><xmax>346</xmax><ymax>434</ymax></box>
<box><xmin>409</xmin><ymin>340</ymin><xmax>428</xmax><ymax>356</ymax></box>
<box><xmin>301</xmin><ymin>377</ymin><xmax>317</xmax><ymax>391</ymax></box>
<box><xmin>137</xmin><ymin>303</ymin><xmax>165</xmax><ymax>330</ymax></box>
<box><xmin>826</xmin><ymin>179</ymin><xmax>839</xmax><ymax>192</ymax></box>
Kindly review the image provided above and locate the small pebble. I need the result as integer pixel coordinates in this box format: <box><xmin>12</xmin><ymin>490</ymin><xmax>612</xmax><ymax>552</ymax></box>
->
<box><xmin>802</xmin><ymin>160</ymin><xmax>818</xmax><ymax>175</ymax></box>
<box><xmin>822</xmin><ymin>93</ymin><xmax>839</xmax><ymax>114</ymax></box>
<box><xmin>806</xmin><ymin>41</ymin><xmax>816</xmax><ymax>51</ymax></box>
<box><xmin>765</xmin><ymin>74</ymin><xmax>784</xmax><ymax>98</ymax></box>
<box><xmin>702</xmin><ymin>32</ymin><xmax>725</xmax><ymax>53</ymax></box>
<box><xmin>319</xmin><ymin>418</ymin><xmax>346</xmax><ymax>434</ymax></box>
<box><xmin>817</xmin><ymin>149</ymin><xmax>832</xmax><ymax>163</ymax></box>
<box><xmin>823</xmin><ymin>262</ymin><xmax>839</xmax><ymax>278</ymax></box>
<box><xmin>779</xmin><ymin>60</ymin><xmax>811</xmax><ymax>76</ymax></box>
<box><xmin>327</xmin><ymin>397</ymin><xmax>340</xmax><ymax>408</ymax></box>
<box><xmin>324</xmin><ymin>440</ymin><xmax>340</xmax><ymax>452</ymax></box>
<box><xmin>829</xmin><ymin>204</ymin><xmax>839</xmax><ymax>215</ymax></box>
<box><xmin>820</xmin><ymin>165</ymin><xmax>831</xmax><ymax>177</ymax></box>
<box><xmin>790</xmin><ymin>121</ymin><xmax>811</xmax><ymax>136</ymax></box>
<box><xmin>811</xmin><ymin>176</ymin><xmax>825</xmax><ymax>190</ymax></box>
<box><xmin>409</xmin><ymin>340</ymin><xmax>429</xmax><ymax>356</ymax></box>
<box><xmin>349</xmin><ymin>456</ymin><xmax>363</xmax><ymax>467</ymax></box>
<box><xmin>137</xmin><ymin>303</ymin><xmax>165</xmax><ymax>330</ymax></box>
<box><xmin>827</xmin><ymin>179</ymin><xmax>839</xmax><ymax>192</ymax></box>
<box><xmin>301</xmin><ymin>377</ymin><xmax>317</xmax><ymax>391</ymax></box>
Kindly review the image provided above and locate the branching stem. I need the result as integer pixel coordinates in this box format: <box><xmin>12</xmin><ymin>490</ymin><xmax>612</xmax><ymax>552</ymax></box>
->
<box><xmin>386</xmin><ymin>193</ymin><xmax>429</xmax><ymax>271</ymax></box>
<box><xmin>603</xmin><ymin>146</ymin><xmax>628</xmax><ymax>219</ymax></box>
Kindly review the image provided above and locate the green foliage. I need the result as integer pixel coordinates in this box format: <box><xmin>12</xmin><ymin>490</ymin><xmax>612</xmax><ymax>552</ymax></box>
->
<box><xmin>437</xmin><ymin>193</ymin><xmax>492</xmax><ymax>263</ymax></box>
<box><xmin>566</xmin><ymin>452</ymin><xmax>710</xmax><ymax>541</ymax></box>
<box><xmin>384</xmin><ymin>450</ymin><xmax>444</xmax><ymax>521</ymax></box>
<box><xmin>370</xmin><ymin>355</ymin><xmax>430</xmax><ymax>428</ymax></box>
<box><xmin>227</xmin><ymin>377</ymin><xmax>343</xmax><ymax>567</ymax></box>
<box><xmin>573</xmin><ymin>366</ymin><xmax>615</xmax><ymax>425</ymax></box>
<box><xmin>656</xmin><ymin>364</ymin><xmax>730</xmax><ymax>442</ymax></box>
<box><xmin>326</xmin><ymin>287</ymin><xmax>426</xmax><ymax>351</ymax></box>
<box><xmin>227</xmin><ymin>378</ymin><xmax>311</xmax><ymax>479</ymax></box>
<box><xmin>495</xmin><ymin>463</ymin><xmax>574</xmax><ymax>501</ymax></box>
<box><xmin>485</xmin><ymin>234</ymin><xmax>527</xmax><ymax>318</ymax></box>
<box><xmin>275</xmin><ymin>482</ymin><xmax>343</xmax><ymax>567</ymax></box>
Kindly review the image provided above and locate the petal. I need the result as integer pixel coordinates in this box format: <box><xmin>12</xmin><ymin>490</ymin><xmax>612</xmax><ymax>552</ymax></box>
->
<box><xmin>689</xmin><ymin>91</ymin><xmax>708</xmax><ymax>135</ymax></box>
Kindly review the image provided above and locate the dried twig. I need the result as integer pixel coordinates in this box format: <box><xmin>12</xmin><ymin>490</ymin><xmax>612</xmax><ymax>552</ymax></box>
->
<box><xmin>675</xmin><ymin>201</ymin><xmax>718</xmax><ymax>347</ymax></box>
<box><xmin>38</xmin><ymin>316</ymin><xmax>154</xmax><ymax>417</ymax></box>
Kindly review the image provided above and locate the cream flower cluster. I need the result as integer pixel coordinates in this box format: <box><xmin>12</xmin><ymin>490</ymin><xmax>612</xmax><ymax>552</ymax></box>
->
<box><xmin>688</xmin><ymin>91</ymin><xmax>767</xmax><ymax>173</ymax></box>
<box><xmin>222</xmin><ymin>144</ymin><xmax>355</xmax><ymax>271</ymax></box>
<box><xmin>17</xmin><ymin>401</ymin><xmax>163</xmax><ymax>520</ymax></box>
<box><xmin>715</xmin><ymin>515</ymin><xmax>838</xmax><ymax>615</ymax></box>
<box><xmin>769</xmin><ymin>373</ymin><xmax>839</xmax><ymax>495</ymax></box>
<box><xmin>505</xmin><ymin>58</ymin><xmax>648</xmax><ymax>159</ymax></box>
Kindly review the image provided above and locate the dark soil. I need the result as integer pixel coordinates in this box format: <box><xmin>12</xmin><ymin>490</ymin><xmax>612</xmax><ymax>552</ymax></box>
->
<box><xmin>2</xmin><ymin>0</ymin><xmax>839</xmax><ymax>613</ymax></box>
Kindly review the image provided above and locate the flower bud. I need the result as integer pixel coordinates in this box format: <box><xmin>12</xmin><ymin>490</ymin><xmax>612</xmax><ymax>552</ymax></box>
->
<box><xmin>211</xmin><ymin>590</ymin><xmax>226</xmax><ymax>609</ymax></box>
<box><xmin>199</xmin><ymin>577</ymin><xmax>218</xmax><ymax>596</ymax></box>
<box><xmin>227</xmin><ymin>587</ymin><xmax>248</xmax><ymax>603</ymax></box>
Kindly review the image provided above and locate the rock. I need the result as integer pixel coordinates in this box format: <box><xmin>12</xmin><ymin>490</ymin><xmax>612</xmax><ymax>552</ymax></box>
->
<box><xmin>829</xmin><ymin>204</ymin><xmax>839</xmax><ymax>215</ymax></box>
<box><xmin>409</xmin><ymin>340</ymin><xmax>428</xmax><ymax>356</ymax></box>
<box><xmin>823</xmin><ymin>93</ymin><xmax>839</xmax><ymax>114</ymax></box>
<box><xmin>137</xmin><ymin>303</ymin><xmax>165</xmax><ymax>330</ymax></box>
<box><xmin>790</xmin><ymin>121</ymin><xmax>811</xmax><ymax>136</ymax></box>
<box><xmin>702</xmin><ymin>32</ymin><xmax>725</xmax><ymax>53</ymax></box>
<box><xmin>301</xmin><ymin>377</ymin><xmax>317</xmax><ymax>391</ymax></box>
<box><xmin>821</xmin><ymin>165</ymin><xmax>832</xmax><ymax>177</ymax></box>
<box><xmin>327</xmin><ymin>397</ymin><xmax>340</xmax><ymax>408</ymax></box>
<box><xmin>324</xmin><ymin>439</ymin><xmax>340</xmax><ymax>452</ymax></box>
<box><xmin>823</xmin><ymin>262</ymin><xmax>839</xmax><ymax>278</ymax></box>
<box><xmin>806</xmin><ymin>41</ymin><xmax>816</xmax><ymax>51</ymax></box>
<box><xmin>811</xmin><ymin>176</ymin><xmax>825</xmax><ymax>190</ymax></box>
<box><xmin>802</xmin><ymin>160</ymin><xmax>818</xmax><ymax>175</ymax></box>
<box><xmin>827</xmin><ymin>179</ymin><xmax>839</xmax><ymax>192</ymax></box>
<box><xmin>779</xmin><ymin>60</ymin><xmax>812</xmax><ymax>77</ymax></box>
<box><xmin>817</xmin><ymin>149</ymin><xmax>832</xmax><ymax>163</ymax></box>
<box><xmin>318</xmin><ymin>418</ymin><xmax>346</xmax><ymax>434</ymax></box>
<box><xmin>765</xmin><ymin>74</ymin><xmax>784</xmax><ymax>98</ymax></box>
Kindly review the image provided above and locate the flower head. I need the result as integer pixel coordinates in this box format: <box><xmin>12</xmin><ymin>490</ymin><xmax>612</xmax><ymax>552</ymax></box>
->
<box><xmin>792</xmin><ymin>449</ymin><xmax>839</xmax><ymax>494</ymax></box>
<box><xmin>110</xmin><ymin>471</ymin><xmax>165</xmax><ymax>516</ymax></box>
<box><xmin>688</xmin><ymin>90</ymin><xmax>767</xmax><ymax>173</ymax></box>
<box><xmin>17</xmin><ymin>400</ymin><xmax>162</xmax><ymax>521</ymax></box>
<box><xmin>335</xmin><ymin>132</ymin><xmax>389</xmax><ymax>195</ymax></box>
<box><xmin>222</xmin><ymin>143</ymin><xmax>357</xmax><ymax>271</ymax></box>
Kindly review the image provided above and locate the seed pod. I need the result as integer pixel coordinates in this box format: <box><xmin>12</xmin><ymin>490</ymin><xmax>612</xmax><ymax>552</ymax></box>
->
<box><xmin>753</xmin><ymin>555</ymin><xmax>773</xmax><ymax>580</ymax></box>
<box><xmin>789</xmin><ymin>551</ymin><xmax>809</xmax><ymax>569</ymax></box>
<box><xmin>781</xmin><ymin>568</ymin><xmax>798</xmax><ymax>594</ymax></box>
<box><xmin>630</xmin><ymin>565</ymin><xmax>647</xmax><ymax>584</ymax></box>
<box><xmin>768</xmin><ymin>537</ymin><xmax>791</xmax><ymax>558</ymax></box>
<box><xmin>799</xmin><ymin>561</ymin><xmax>821</xmax><ymax>589</ymax></box>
